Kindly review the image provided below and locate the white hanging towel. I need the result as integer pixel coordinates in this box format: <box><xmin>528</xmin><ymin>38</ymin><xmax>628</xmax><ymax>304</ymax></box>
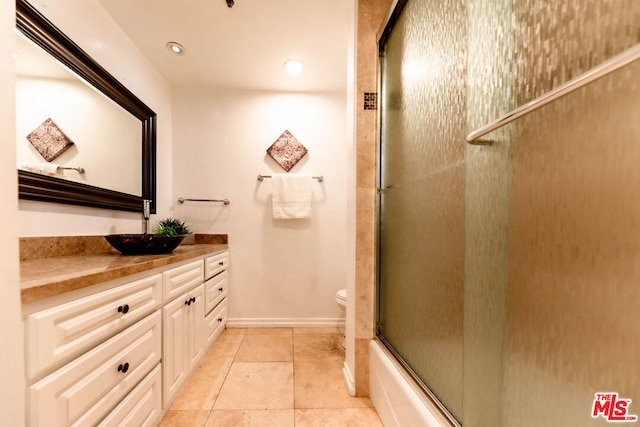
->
<box><xmin>271</xmin><ymin>173</ymin><xmax>312</xmax><ymax>219</ymax></box>
<box><xmin>18</xmin><ymin>162</ymin><xmax>59</xmax><ymax>175</ymax></box>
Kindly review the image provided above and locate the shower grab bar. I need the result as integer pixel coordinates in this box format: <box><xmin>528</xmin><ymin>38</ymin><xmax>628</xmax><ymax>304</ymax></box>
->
<box><xmin>466</xmin><ymin>42</ymin><xmax>640</xmax><ymax>144</ymax></box>
<box><xmin>177</xmin><ymin>197</ymin><xmax>230</xmax><ymax>205</ymax></box>
<box><xmin>257</xmin><ymin>174</ymin><xmax>324</xmax><ymax>182</ymax></box>
<box><xmin>59</xmin><ymin>166</ymin><xmax>85</xmax><ymax>174</ymax></box>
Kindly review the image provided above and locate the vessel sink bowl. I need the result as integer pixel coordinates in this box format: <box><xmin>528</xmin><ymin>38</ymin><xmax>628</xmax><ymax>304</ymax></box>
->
<box><xmin>105</xmin><ymin>234</ymin><xmax>185</xmax><ymax>255</ymax></box>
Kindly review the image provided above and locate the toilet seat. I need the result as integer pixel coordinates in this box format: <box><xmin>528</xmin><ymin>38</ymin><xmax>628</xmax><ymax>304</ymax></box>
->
<box><xmin>336</xmin><ymin>289</ymin><xmax>347</xmax><ymax>306</ymax></box>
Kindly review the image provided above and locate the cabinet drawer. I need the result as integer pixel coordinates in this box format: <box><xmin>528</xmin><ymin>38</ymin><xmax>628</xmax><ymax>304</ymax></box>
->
<box><xmin>204</xmin><ymin>251</ymin><xmax>229</xmax><ymax>279</ymax></box>
<box><xmin>25</xmin><ymin>273</ymin><xmax>162</xmax><ymax>381</ymax></box>
<box><xmin>28</xmin><ymin>311</ymin><xmax>162</xmax><ymax>427</ymax></box>
<box><xmin>98</xmin><ymin>364</ymin><xmax>162</xmax><ymax>427</ymax></box>
<box><xmin>206</xmin><ymin>299</ymin><xmax>228</xmax><ymax>348</ymax></box>
<box><xmin>163</xmin><ymin>259</ymin><xmax>204</xmax><ymax>301</ymax></box>
<box><xmin>205</xmin><ymin>270</ymin><xmax>228</xmax><ymax>315</ymax></box>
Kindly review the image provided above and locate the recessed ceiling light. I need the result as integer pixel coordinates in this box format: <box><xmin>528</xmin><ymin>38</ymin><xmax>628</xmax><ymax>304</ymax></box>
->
<box><xmin>166</xmin><ymin>41</ymin><xmax>185</xmax><ymax>55</ymax></box>
<box><xmin>283</xmin><ymin>59</ymin><xmax>303</xmax><ymax>75</ymax></box>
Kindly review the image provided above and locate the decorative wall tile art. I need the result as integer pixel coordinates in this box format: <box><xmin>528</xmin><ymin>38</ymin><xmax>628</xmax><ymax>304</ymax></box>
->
<box><xmin>26</xmin><ymin>118</ymin><xmax>75</xmax><ymax>162</ymax></box>
<box><xmin>364</xmin><ymin>92</ymin><xmax>378</xmax><ymax>110</ymax></box>
<box><xmin>266</xmin><ymin>130</ymin><xmax>308</xmax><ymax>172</ymax></box>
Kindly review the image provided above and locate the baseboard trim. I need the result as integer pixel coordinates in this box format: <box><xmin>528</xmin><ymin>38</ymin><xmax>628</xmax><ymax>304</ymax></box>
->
<box><xmin>226</xmin><ymin>317</ymin><xmax>346</xmax><ymax>328</ymax></box>
<box><xmin>342</xmin><ymin>361</ymin><xmax>356</xmax><ymax>396</ymax></box>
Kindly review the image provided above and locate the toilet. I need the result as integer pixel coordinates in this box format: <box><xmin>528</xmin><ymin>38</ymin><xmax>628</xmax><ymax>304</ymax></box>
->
<box><xmin>336</xmin><ymin>289</ymin><xmax>347</xmax><ymax>348</ymax></box>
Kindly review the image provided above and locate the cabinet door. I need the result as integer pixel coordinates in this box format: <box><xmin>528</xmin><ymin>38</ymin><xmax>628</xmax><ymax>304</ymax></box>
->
<box><xmin>25</xmin><ymin>274</ymin><xmax>162</xmax><ymax>382</ymax></box>
<box><xmin>28</xmin><ymin>311</ymin><xmax>161</xmax><ymax>427</ymax></box>
<box><xmin>162</xmin><ymin>284</ymin><xmax>206</xmax><ymax>408</ymax></box>
<box><xmin>98</xmin><ymin>364</ymin><xmax>162</xmax><ymax>427</ymax></box>
<box><xmin>163</xmin><ymin>259</ymin><xmax>204</xmax><ymax>301</ymax></box>
<box><xmin>162</xmin><ymin>294</ymin><xmax>188</xmax><ymax>407</ymax></box>
<box><xmin>186</xmin><ymin>284</ymin><xmax>206</xmax><ymax>368</ymax></box>
<box><xmin>204</xmin><ymin>271</ymin><xmax>228</xmax><ymax>316</ymax></box>
<box><xmin>204</xmin><ymin>251</ymin><xmax>229</xmax><ymax>280</ymax></box>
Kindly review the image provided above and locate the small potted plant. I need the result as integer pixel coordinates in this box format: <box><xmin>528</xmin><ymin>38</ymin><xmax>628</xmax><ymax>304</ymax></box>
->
<box><xmin>155</xmin><ymin>217</ymin><xmax>194</xmax><ymax>245</ymax></box>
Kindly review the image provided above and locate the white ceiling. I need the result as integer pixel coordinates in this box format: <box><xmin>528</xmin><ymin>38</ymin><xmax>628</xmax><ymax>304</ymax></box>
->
<box><xmin>97</xmin><ymin>0</ymin><xmax>353</xmax><ymax>92</ymax></box>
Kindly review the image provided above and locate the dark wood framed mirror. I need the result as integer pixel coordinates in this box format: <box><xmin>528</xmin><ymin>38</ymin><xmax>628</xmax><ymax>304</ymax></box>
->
<box><xmin>16</xmin><ymin>0</ymin><xmax>156</xmax><ymax>213</ymax></box>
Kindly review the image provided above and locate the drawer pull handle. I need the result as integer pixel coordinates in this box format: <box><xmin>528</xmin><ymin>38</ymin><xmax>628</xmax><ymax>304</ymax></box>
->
<box><xmin>218</xmin><ymin>317</ymin><xmax>223</xmax><ymax>322</ymax></box>
<box><xmin>218</xmin><ymin>287</ymin><xmax>224</xmax><ymax>292</ymax></box>
<box><xmin>117</xmin><ymin>304</ymin><xmax>130</xmax><ymax>314</ymax></box>
<box><xmin>219</xmin><ymin>261</ymin><xmax>224</xmax><ymax>266</ymax></box>
<box><xmin>117</xmin><ymin>362</ymin><xmax>130</xmax><ymax>373</ymax></box>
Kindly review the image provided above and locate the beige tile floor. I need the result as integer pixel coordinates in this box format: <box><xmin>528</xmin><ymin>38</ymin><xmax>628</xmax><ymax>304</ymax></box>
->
<box><xmin>160</xmin><ymin>327</ymin><xmax>383</xmax><ymax>427</ymax></box>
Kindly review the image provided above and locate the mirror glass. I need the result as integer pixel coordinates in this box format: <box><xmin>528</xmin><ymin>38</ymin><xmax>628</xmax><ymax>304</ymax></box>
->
<box><xmin>15</xmin><ymin>33</ymin><xmax>142</xmax><ymax>196</ymax></box>
<box><xmin>16</xmin><ymin>0</ymin><xmax>156</xmax><ymax>213</ymax></box>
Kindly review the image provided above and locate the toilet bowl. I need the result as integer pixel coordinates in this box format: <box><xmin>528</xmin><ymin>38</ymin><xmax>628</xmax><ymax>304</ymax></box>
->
<box><xmin>336</xmin><ymin>288</ymin><xmax>347</xmax><ymax>307</ymax></box>
<box><xmin>336</xmin><ymin>289</ymin><xmax>347</xmax><ymax>348</ymax></box>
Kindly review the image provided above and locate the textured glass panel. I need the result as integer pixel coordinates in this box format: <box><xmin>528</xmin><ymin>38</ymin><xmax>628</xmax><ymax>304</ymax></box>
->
<box><xmin>463</xmin><ymin>0</ymin><xmax>513</xmax><ymax>426</ymax></box>
<box><xmin>501</xmin><ymin>2</ymin><xmax>640</xmax><ymax>426</ymax></box>
<box><xmin>378</xmin><ymin>0</ymin><xmax>466</xmax><ymax>421</ymax></box>
<box><xmin>512</xmin><ymin>0</ymin><xmax>640</xmax><ymax>105</ymax></box>
<box><xmin>502</xmin><ymin>59</ymin><xmax>640</xmax><ymax>427</ymax></box>
<box><xmin>379</xmin><ymin>0</ymin><xmax>640</xmax><ymax>426</ymax></box>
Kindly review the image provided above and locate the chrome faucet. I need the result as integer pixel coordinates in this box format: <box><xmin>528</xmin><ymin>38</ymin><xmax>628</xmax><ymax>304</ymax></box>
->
<box><xmin>142</xmin><ymin>199</ymin><xmax>151</xmax><ymax>234</ymax></box>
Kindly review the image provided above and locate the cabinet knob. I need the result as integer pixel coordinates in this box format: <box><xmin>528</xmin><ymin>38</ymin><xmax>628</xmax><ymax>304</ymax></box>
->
<box><xmin>219</xmin><ymin>261</ymin><xmax>224</xmax><ymax>266</ymax></box>
<box><xmin>117</xmin><ymin>304</ymin><xmax>129</xmax><ymax>314</ymax></box>
<box><xmin>191</xmin><ymin>297</ymin><xmax>196</xmax><ymax>303</ymax></box>
<box><xmin>117</xmin><ymin>362</ymin><xmax>130</xmax><ymax>373</ymax></box>
<box><xmin>218</xmin><ymin>287</ymin><xmax>224</xmax><ymax>292</ymax></box>
<box><xmin>218</xmin><ymin>317</ymin><xmax>223</xmax><ymax>322</ymax></box>
<box><xmin>185</xmin><ymin>299</ymin><xmax>190</xmax><ymax>306</ymax></box>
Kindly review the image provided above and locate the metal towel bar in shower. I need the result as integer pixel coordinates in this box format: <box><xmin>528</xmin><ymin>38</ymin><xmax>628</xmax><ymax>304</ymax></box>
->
<box><xmin>257</xmin><ymin>174</ymin><xmax>324</xmax><ymax>182</ymax></box>
<box><xmin>177</xmin><ymin>197</ymin><xmax>230</xmax><ymax>205</ymax></box>
<box><xmin>466</xmin><ymin>42</ymin><xmax>640</xmax><ymax>144</ymax></box>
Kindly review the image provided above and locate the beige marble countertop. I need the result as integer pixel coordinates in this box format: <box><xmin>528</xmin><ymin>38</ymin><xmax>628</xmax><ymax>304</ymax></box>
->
<box><xmin>20</xmin><ymin>235</ymin><xmax>228</xmax><ymax>304</ymax></box>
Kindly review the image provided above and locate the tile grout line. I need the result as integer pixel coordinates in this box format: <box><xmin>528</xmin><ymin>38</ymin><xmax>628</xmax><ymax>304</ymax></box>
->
<box><xmin>204</xmin><ymin>329</ymin><xmax>247</xmax><ymax>426</ymax></box>
<box><xmin>293</xmin><ymin>330</ymin><xmax>297</xmax><ymax>426</ymax></box>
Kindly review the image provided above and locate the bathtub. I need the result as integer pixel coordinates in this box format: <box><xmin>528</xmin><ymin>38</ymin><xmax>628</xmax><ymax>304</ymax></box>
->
<box><xmin>369</xmin><ymin>340</ymin><xmax>454</xmax><ymax>427</ymax></box>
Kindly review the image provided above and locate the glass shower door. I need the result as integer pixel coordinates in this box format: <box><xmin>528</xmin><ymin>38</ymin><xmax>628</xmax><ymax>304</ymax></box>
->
<box><xmin>376</xmin><ymin>0</ymin><xmax>467</xmax><ymax>423</ymax></box>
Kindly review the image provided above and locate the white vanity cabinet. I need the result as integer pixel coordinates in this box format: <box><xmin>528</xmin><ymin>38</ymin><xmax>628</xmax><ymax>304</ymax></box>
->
<box><xmin>28</xmin><ymin>311</ymin><xmax>162</xmax><ymax>427</ymax></box>
<box><xmin>161</xmin><ymin>251</ymin><xmax>229</xmax><ymax>407</ymax></box>
<box><xmin>24</xmin><ymin>273</ymin><xmax>163</xmax><ymax>382</ymax></box>
<box><xmin>23</xmin><ymin>248</ymin><xmax>229</xmax><ymax>426</ymax></box>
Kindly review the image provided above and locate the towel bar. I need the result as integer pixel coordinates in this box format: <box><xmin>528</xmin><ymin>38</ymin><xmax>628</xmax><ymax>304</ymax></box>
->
<box><xmin>177</xmin><ymin>197</ymin><xmax>230</xmax><ymax>205</ymax></box>
<box><xmin>59</xmin><ymin>166</ymin><xmax>85</xmax><ymax>174</ymax></box>
<box><xmin>257</xmin><ymin>174</ymin><xmax>324</xmax><ymax>182</ymax></box>
<box><xmin>466</xmin><ymin>42</ymin><xmax>640</xmax><ymax>143</ymax></box>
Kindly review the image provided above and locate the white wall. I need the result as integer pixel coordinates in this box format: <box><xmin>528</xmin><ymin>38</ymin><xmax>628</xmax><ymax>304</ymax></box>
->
<box><xmin>172</xmin><ymin>88</ymin><xmax>350</xmax><ymax>324</ymax></box>
<box><xmin>17</xmin><ymin>0</ymin><xmax>173</xmax><ymax>236</ymax></box>
<box><xmin>0</xmin><ymin>0</ymin><xmax>25</xmax><ymax>424</ymax></box>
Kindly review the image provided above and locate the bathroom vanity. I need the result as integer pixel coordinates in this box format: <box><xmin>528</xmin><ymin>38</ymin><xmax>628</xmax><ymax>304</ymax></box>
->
<box><xmin>20</xmin><ymin>236</ymin><xmax>229</xmax><ymax>426</ymax></box>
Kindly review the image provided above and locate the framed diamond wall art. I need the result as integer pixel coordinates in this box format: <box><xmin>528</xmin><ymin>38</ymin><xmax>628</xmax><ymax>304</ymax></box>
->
<box><xmin>266</xmin><ymin>130</ymin><xmax>308</xmax><ymax>172</ymax></box>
